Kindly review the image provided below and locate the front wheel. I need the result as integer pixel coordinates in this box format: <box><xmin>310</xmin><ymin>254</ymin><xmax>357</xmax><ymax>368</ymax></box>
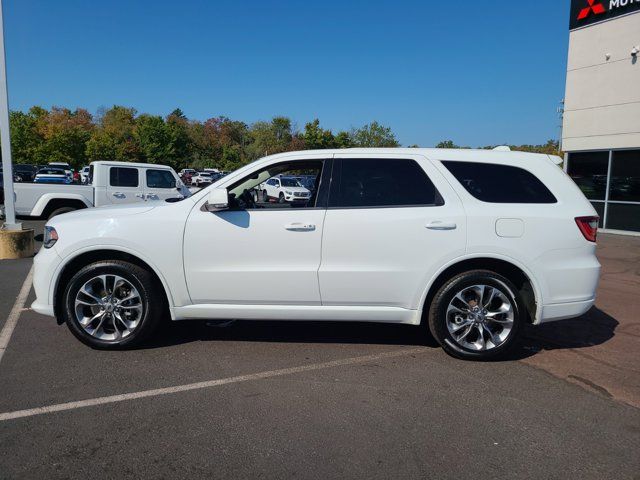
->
<box><xmin>62</xmin><ymin>260</ymin><xmax>164</xmax><ymax>349</ymax></box>
<box><xmin>427</xmin><ymin>270</ymin><xmax>524</xmax><ymax>360</ymax></box>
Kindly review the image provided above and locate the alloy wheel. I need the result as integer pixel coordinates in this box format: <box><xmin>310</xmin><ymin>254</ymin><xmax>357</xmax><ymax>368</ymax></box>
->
<box><xmin>73</xmin><ymin>274</ymin><xmax>144</xmax><ymax>341</ymax></box>
<box><xmin>445</xmin><ymin>284</ymin><xmax>514</xmax><ymax>351</ymax></box>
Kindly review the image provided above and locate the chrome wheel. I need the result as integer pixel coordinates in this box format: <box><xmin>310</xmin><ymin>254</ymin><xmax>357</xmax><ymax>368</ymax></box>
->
<box><xmin>445</xmin><ymin>284</ymin><xmax>514</xmax><ymax>351</ymax></box>
<box><xmin>74</xmin><ymin>274</ymin><xmax>144</xmax><ymax>341</ymax></box>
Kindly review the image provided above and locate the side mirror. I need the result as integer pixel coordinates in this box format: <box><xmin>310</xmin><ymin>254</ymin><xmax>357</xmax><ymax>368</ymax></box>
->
<box><xmin>205</xmin><ymin>188</ymin><xmax>229</xmax><ymax>212</ymax></box>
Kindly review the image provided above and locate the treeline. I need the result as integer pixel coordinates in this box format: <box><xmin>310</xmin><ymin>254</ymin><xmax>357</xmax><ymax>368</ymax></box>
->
<box><xmin>434</xmin><ymin>139</ymin><xmax>561</xmax><ymax>156</ymax></box>
<box><xmin>7</xmin><ymin>105</ymin><xmax>561</xmax><ymax>172</ymax></box>
<box><xmin>8</xmin><ymin>106</ymin><xmax>400</xmax><ymax>171</ymax></box>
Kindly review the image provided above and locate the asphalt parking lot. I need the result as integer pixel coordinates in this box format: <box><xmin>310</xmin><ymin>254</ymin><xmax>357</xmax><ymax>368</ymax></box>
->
<box><xmin>0</xmin><ymin>221</ymin><xmax>639</xmax><ymax>479</ymax></box>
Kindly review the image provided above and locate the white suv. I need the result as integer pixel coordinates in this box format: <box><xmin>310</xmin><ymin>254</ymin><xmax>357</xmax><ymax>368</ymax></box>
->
<box><xmin>260</xmin><ymin>176</ymin><xmax>312</xmax><ymax>203</ymax></box>
<box><xmin>32</xmin><ymin>149</ymin><xmax>601</xmax><ymax>360</ymax></box>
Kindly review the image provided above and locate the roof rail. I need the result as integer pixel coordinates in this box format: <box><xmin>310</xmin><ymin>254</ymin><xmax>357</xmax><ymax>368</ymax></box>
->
<box><xmin>492</xmin><ymin>146</ymin><xmax>511</xmax><ymax>152</ymax></box>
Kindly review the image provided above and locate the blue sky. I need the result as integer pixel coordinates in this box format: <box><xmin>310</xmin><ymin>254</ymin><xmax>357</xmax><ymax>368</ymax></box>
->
<box><xmin>5</xmin><ymin>0</ymin><xmax>569</xmax><ymax>147</ymax></box>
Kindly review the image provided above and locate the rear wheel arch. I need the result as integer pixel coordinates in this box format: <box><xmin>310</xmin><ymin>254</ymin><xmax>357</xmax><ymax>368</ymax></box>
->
<box><xmin>54</xmin><ymin>249</ymin><xmax>172</xmax><ymax>324</ymax></box>
<box><xmin>421</xmin><ymin>257</ymin><xmax>539</xmax><ymax>324</ymax></box>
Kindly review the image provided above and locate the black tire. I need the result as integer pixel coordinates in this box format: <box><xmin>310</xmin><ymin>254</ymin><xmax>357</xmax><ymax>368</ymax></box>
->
<box><xmin>427</xmin><ymin>270</ymin><xmax>523</xmax><ymax>360</ymax></box>
<box><xmin>278</xmin><ymin>192</ymin><xmax>286</xmax><ymax>204</ymax></box>
<box><xmin>62</xmin><ymin>260</ymin><xmax>164</xmax><ymax>349</ymax></box>
<box><xmin>262</xmin><ymin>190</ymin><xmax>269</xmax><ymax>202</ymax></box>
<box><xmin>48</xmin><ymin>206</ymin><xmax>78</xmax><ymax>219</ymax></box>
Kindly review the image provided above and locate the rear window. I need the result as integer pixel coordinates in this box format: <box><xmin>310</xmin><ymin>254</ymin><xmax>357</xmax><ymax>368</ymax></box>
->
<box><xmin>442</xmin><ymin>161</ymin><xmax>557</xmax><ymax>204</ymax></box>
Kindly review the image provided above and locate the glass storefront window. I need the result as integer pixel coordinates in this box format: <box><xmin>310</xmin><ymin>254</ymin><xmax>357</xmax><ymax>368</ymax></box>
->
<box><xmin>606</xmin><ymin>203</ymin><xmax>640</xmax><ymax>232</ymax></box>
<box><xmin>609</xmin><ymin>150</ymin><xmax>640</xmax><ymax>202</ymax></box>
<box><xmin>590</xmin><ymin>202</ymin><xmax>605</xmax><ymax>228</ymax></box>
<box><xmin>567</xmin><ymin>152</ymin><xmax>609</xmax><ymax>200</ymax></box>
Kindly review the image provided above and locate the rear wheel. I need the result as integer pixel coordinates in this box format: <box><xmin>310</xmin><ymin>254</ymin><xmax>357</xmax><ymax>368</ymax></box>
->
<box><xmin>263</xmin><ymin>190</ymin><xmax>269</xmax><ymax>202</ymax></box>
<box><xmin>428</xmin><ymin>270</ymin><xmax>523</xmax><ymax>360</ymax></box>
<box><xmin>62</xmin><ymin>260</ymin><xmax>164</xmax><ymax>349</ymax></box>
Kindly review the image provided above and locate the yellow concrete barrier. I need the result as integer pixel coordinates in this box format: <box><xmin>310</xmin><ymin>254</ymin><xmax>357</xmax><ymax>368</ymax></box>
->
<box><xmin>0</xmin><ymin>229</ymin><xmax>35</xmax><ymax>259</ymax></box>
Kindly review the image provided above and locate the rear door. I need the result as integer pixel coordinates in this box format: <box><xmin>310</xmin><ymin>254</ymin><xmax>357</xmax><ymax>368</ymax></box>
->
<box><xmin>143</xmin><ymin>168</ymin><xmax>183</xmax><ymax>202</ymax></box>
<box><xmin>318</xmin><ymin>153</ymin><xmax>467</xmax><ymax>311</ymax></box>
<box><xmin>106</xmin><ymin>166</ymin><xmax>145</xmax><ymax>204</ymax></box>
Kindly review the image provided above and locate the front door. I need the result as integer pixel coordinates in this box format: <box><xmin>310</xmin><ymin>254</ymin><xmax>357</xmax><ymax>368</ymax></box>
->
<box><xmin>319</xmin><ymin>154</ymin><xmax>467</xmax><ymax>311</ymax></box>
<box><xmin>144</xmin><ymin>168</ymin><xmax>184</xmax><ymax>202</ymax></box>
<box><xmin>183</xmin><ymin>155</ymin><xmax>330</xmax><ymax>305</ymax></box>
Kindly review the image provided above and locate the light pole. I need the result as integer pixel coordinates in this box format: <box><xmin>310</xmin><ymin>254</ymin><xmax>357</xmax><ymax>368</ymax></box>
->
<box><xmin>0</xmin><ymin>0</ymin><xmax>20</xmax><ymax>230</ymax></box>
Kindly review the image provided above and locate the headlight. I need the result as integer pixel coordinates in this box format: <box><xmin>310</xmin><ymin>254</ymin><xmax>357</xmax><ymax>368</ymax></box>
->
<box><xmin>43</xmin><ymin>226</ymin><xmax>58</xmax><ymax>249</ymax></box>
<box><xmin>285</xmin><ymin>191</ymin><xmax>292</xmax><ymax>195</ymax></box>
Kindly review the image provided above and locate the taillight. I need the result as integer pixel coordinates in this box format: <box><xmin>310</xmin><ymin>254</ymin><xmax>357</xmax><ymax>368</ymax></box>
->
<box><xmin>575</xmin><ymin>216</ymin><xmax>598</xmax><ymax>242</ymax></box>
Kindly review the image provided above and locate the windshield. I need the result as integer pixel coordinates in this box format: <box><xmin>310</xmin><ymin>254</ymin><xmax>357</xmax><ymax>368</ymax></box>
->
<box><xmin>281</xmin><ymin>178</ymin><xmax>301</xmax><ymax>187</ymax></box>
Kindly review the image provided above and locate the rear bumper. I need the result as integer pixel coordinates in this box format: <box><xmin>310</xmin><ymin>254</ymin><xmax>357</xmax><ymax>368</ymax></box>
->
<box><xmin>539</xmin><ymin>297</ymin><xmax>595</xmax><ymax>323</ymax></box>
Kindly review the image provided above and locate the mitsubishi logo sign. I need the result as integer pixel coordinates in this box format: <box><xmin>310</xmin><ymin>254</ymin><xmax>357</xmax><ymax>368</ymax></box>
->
<box><xmin>577</xmin><ymin>0</ymin><xmax>606</xmax><ymax>20</ymax></box>
<box><xmin>570</xmin><ymin>0</ymin><xmax>640</xmax><ymax>29</ymax></box>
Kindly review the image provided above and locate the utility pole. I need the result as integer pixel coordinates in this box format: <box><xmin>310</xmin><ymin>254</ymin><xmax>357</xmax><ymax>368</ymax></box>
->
<box><xmin>0</xmin><ymin>0</ymin><xmax>20</xmax><ymax>230</ymax></box>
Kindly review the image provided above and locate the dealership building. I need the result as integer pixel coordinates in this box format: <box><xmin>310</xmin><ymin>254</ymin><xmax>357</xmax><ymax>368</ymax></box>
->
<box><xmin>563</xmin><ymin>0</ymin><xmax>640</xmax><ymax>233</ymax></box>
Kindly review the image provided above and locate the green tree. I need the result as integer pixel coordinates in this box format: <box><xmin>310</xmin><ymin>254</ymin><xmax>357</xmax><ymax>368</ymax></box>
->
<box><xmin>87</xmin><ymin>106</ymin><xmax>139</xmax><ymax>162</ymax></box>
<box><xmin>303</xmin><ymin>119</ymin><xmax>335</xmax><ymax>150</ymax></box>
<box><xmin>9</xmin><ymin>109</ymin><xmax>45</xmax><ymax>164</ymax></box>
<box><xmin>350</xmin><ymin>121</ymin><xmax>399</xmax><ymax>148</ymax></box>
<box><xmin>134</xmin><ymin>114</ymin><xmax>172</xmax><ymax>164</ymax></box>
<box><xmin>166</xmin><ymin>108</ymin><xmax>191</xmax><ymax>170</ymax></box>
<box><xmin>435</xmin><ymin>140</ymin><xmax>458</xmax><ymax>148</ymax></box>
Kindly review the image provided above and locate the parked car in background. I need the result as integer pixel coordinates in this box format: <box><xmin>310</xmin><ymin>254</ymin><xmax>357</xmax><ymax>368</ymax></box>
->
<box><xmin>34</xmin><ymin>167</ymin><xmax>72</xmax><ymax>184</ymax></box>
<box><xmin>32</xmin><ymin>148</ymin><xmax>600</xmax><ymax>360</ymax></box>
<box><xmin>191</xmin><ymin>171</ymin><xmax>214</xmax><ymax>187</ymax></box>
<box><xmin>80</xmin><ymin>166</ymin><xmax>91</xmax><ymax>184</ymax></box>
<box><xmin>14</xmin><ymin>161</ymin><xmax>190</xmax><ymax>219</ymax></box>
<box><xmin>13</xmin><ymin>164</ymin><xmax>39</xmax><ymax>182</ymax></box>
<box><xmin>48</xmin><ymin>162</ymin><xmax>73</xmax><ymax>181</ymax></box>
<box><xmin>260</xmin><ymin>175</ymin><xmax>311</xmax><ymax>203</ymax></box>
<box><xmin>179</xmin><ymin>168</ymin><xmax>196</xmax><ymax>179</ymax></box>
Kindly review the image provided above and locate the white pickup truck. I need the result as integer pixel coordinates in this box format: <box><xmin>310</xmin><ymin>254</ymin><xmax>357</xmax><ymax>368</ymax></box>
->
<box><xmin>13</xmin><ymin>161</ymin><xmax>191</xmax><ymax>219</ymax></box>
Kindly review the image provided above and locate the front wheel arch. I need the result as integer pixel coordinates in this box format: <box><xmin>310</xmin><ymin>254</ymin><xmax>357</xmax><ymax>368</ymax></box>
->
<box><xmin>54</xmin><ymin>249</ymin><xmax>171</xmax><ymax>324</ymax></box>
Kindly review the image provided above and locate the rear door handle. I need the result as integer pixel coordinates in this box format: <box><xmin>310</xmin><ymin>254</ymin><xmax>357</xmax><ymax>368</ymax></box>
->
<box><xmin>112</xmin><ymin>192</ymin><xmax>126</xmax><ymax>199</ymax></box>
<box><xmin>285</xmin><ymin>223</ymin><xmax>316</xmax><ymax>231</ymax></box>
<box><xmin>426</xmin><ymin>220</ymin><xmax>457</xmax><ymax>230</ymax></box>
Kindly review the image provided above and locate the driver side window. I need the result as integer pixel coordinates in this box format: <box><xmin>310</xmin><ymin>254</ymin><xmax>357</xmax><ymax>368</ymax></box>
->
<box><xmin>227</xmin><ymin>160</ymin><xmax>325</xmax><ymax>210</ymax></box>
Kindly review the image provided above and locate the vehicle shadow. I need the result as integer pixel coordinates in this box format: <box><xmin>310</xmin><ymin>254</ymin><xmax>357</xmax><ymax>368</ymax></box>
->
<box><xmin>149</xmin><ymin>320</ymin><xmax>439</xmax><ymax>349</ymax></box>
<box><xmin>507</xmin><ymin>306</ymin><xmax>619</xmax><ymax>361</ymax></box>
<box><xmin>145</xmin><ymin>306</ymin><xmax>618</xmax><ymax>361</ymax></box>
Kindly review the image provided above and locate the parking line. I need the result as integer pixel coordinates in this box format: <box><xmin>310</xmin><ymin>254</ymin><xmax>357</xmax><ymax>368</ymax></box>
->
<box><xmin>0</xmin><ymin>265</ymin><xmax>33</xmax><ymax>366</ymax></box>
<box><xmin>0</xmin><ymin>347</ymin><xmax>427</xmax><ymax>422</ymax></box>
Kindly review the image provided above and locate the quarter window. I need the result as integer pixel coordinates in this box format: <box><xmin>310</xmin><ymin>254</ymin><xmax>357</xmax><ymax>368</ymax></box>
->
<box><xmin>146</xmin><ymin>169</ymin><xmax>176</xmax><ymax>189</ymax></box>
<box><xmin>331</xmin><ymin>158</ymin><xmax>440</xmax><ymax>208</ymax></box>
<box><xmin>110</xmin><ymin>167</ymin><xmax>139</xmax><ymax>188</ymax></box>
<box><xmin>442</xmin><ymin>161</ymin><xmax>557</xmax><ymax>204</ymax></box>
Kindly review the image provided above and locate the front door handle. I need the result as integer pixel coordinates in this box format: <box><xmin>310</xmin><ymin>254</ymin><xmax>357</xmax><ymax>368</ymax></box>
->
<box><xmin>112</xmin><ymin>192</ymin><xmax>126</xmax><ymax>199</ymax></box>
<box><xmin>426</xmin><ymin>220</ymin><xmax>457</xmax><ymax>230</ymax></box>
<box><xmin>285</xmin><ymin>223</ymin><xmax>316</xmax><ymax>231</ymax></box>
<box><xmin>146</xmin><ymin>193</ymin><xmax>159</xmax><ymax>200</ymax></box>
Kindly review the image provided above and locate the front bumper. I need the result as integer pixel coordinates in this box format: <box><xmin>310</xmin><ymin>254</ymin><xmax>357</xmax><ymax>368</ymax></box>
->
<box><xmin>30</xmin><ymin>244</ymin><xmax>62</xmax><ymax>319</ymax></box>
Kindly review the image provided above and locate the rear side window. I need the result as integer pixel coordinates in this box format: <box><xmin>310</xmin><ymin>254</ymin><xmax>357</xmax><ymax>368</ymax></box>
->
<box><xmin>146</xmin><ymin>169</ymin><xmax>176</xmax><ymax>189</ymax></box>
<box><xmin>442</xmin><ymin>161</ymin><xmax>557</xmax><ymax>204</ymax></box>
<box><xmin>110</xmin><ymin>167</ymin><xmax>139</xmax><ymax>187</ymax></box>
<box><xmin>331</xmin><ymin>158</ymin><xmax>440</xmax><ymax>208</ymax></box>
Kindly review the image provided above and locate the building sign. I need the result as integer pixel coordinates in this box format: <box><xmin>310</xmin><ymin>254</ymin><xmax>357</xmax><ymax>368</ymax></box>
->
<box><xmin>570</xmin><ymin>0</ymin><xmax>640</xmax><ymax>29</ymax></box>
